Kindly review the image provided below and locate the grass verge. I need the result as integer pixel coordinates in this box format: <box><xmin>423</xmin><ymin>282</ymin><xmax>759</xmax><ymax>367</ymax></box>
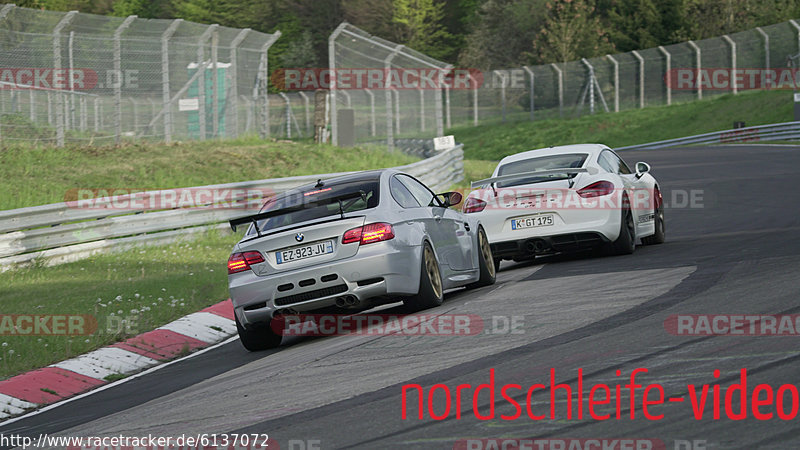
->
<box><xmin>0</xmin><ymin>228</ymin><xmax>239</xmax><ymax>379</ymax></box>
<box><xmin>450</xmin><ymin>89</ymin><xmax>793</xmax><ymax>162</ymax></box>
<box><xmin>0</xmin><ymin>136</ymin><xmax>417</xmax><ymax>210</ymax></box>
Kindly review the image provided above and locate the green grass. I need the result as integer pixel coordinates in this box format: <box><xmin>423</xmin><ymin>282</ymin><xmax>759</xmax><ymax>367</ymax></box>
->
<box><xmin>0</xmin><ymin>229</ymin><xmax>240</xmax><ymax>379</ymax></box>
<box><xmin>450</xmin><ymin>89</ymin><xmax>793</xmax><ymax>162</ymax></box>
<box><xmin>0</xmin><ymin>136</ymin><xmax>417</xmax><ymax>210</ymax></box>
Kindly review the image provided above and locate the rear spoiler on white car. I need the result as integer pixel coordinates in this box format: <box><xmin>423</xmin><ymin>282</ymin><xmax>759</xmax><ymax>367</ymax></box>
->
<box><xmin>471</xmin><ymin>168</ymin><xmax>589</xmax><ymax>188</ymax></box>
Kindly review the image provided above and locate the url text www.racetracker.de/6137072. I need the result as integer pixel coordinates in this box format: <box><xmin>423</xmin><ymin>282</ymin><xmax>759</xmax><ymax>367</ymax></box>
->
<box><xmin>0</xmin><ymin>433</ymin><xmax>272</xmax><ymax>449</ymax></box>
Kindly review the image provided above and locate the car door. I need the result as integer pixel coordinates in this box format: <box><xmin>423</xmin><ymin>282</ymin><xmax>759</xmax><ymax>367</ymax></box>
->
<box><xmin>442</xmin><ymin>204</ymin><xmax>475</xmax><ymax>271</ymax></box>
<box><xmin>606</xmin><ymin>150</ymin><xmax>652</xmax><ymax>236</ymax></box>
<box><xmin>395</xmin><ymin>175</ymin><xmax>466</xmax><ymax>274</ymax></box>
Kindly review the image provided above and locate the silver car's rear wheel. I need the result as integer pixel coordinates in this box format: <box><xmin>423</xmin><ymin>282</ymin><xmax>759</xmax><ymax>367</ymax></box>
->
<box><xmin>404</xmin><ymin>242</ymin><xmax>444</xmax><ymax>311</ymax></box>
<box><xmin>235</xmin><ymin>315</ymin><xmax>282</xmax><ymax>351</ymax></box>
<box><xmin>468</xmin><ymin>227</ymin><xmax>497</xmax><ymax>288</ymax></box>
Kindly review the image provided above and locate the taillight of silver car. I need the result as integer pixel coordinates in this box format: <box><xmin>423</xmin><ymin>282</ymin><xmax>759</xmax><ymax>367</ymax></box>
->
<box><xmin>342</xmin><ymin>222</ymin><xmax>395</xmax><ymax>245</ymax></box>
<box><xmin>227</xmin><ymin>251</ymin><xmax>265</xmax><ymax>274</ymax></box>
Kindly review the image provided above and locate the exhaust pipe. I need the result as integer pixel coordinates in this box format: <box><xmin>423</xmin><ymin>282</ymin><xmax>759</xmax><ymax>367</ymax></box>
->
<box><xmin>345</xmin><ymin>295</ymin><xmax>359</xmax><ymax>306</ymax></box>
<box><xmin>335</xmin><ymin>297</ymin><xmax>346</xmax><ymax>308</ymax></box>
<box><xmin>524</xmin><ymin>239</ymin><xmax>548</xmax><ymax>254</ymax></box>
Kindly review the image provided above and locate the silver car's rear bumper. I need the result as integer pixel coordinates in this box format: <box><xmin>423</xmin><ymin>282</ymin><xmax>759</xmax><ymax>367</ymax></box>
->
<box><xmin>230</xmin><ymin>242</ymin><xmax>421</xmax><ymax>328</ymax></box>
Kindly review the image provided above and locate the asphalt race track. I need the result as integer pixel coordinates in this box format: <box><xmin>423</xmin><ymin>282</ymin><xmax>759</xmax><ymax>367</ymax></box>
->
<box><xmin>3</xmin><ymin>144</ymin><xmax>800</xmax><ymax>449</ymax></box>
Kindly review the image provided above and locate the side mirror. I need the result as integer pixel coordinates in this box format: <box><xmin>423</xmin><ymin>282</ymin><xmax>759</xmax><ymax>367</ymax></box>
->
<box><xmin>437</xmin><ymin>191</ymin><xmax>463</xmax><ymax>207</ymax></box>
<box><xmin>635</xmin><ymin>162</ymin><xmax>651</xmax><ymax>179</ymax></box>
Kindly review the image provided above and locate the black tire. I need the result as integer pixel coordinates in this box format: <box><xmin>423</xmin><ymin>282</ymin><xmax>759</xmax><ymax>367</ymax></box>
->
<box><xmin>404</xmin><ymin>242</ymin><xmax>444</xmax><ymax>311</ymax></box>
<box><xmin>606</xmin><ymin>196</ymin><xmax>635</xmax><ymax>256</ymax></box>
<box><xmin>235</xmin><ymin>314</ymin><xmax>282</xmax><ymax>351</ymax></box>
<box><xmin>641</xmin><ymin>187</ymin><xmax>666</xmax><ymax>245</ymax></box>
<box><xmin>493</xmin><ymin>258</ymin><xmax>502</xmax><ymax>273</ymax></box>
<box><xmin>468</xmin><ymin>227</ymin><xmax>497</xmax><ymax>288</ymax></box>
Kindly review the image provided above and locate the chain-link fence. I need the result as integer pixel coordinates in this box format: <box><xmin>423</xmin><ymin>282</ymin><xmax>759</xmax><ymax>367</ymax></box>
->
<box><xmin>458</xmin><ymin>20</ymin><xmax>800</xmax><ymax>126</ymax></box>
<box><xmin>330</xmin><ymin>20</ymin><xmax>800</xmax><ymax>144</ymax></box>
<box><xmin>0</xmin><ymin>4</ymin><xmax>286</xmax><ymax>146</ymax></box>
<box><xmin>3</xmin><ymin>4</ymin><xmax>799</xmax><ymax>149</ymax></box>
<box><xmin>328</xmin><ymin>23</ymin><xmax>453</xmax><ymax>149</ymax></box>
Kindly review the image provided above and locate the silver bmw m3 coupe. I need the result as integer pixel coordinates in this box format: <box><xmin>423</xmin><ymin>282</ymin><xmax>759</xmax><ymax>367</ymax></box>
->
<box><xmin>227</xmin><ymin>169</ymin><xmax>496</xmax><ymax>350</ymax></box>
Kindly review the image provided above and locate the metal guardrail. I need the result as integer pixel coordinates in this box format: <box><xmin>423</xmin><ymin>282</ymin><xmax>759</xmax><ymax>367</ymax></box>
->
<box><xmin>615</xmin><ymin>121</ymin><xmax>800</xmax><ymax>151</ymax></box>
<box><xmin>0</xmin><ymin>144</ymin><xmax>464</xmax><ymax>270</ymax></box>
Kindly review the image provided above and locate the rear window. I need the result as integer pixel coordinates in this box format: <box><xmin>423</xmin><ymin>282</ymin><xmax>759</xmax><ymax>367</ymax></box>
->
<box><xmin>496</xmin><ymin>153</ymin><xmax>588</xmax><ymax>187</ymax></box>
<box><xmin>246</xmin><ymin>180</ymin><xmax>379</xmax><ymax>236</ymax></box>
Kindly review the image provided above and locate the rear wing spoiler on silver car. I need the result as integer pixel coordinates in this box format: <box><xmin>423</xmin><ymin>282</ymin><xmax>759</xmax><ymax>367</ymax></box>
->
<box><xmin>471</xmin><ymin>168</ymin><xmax>588</xmax><ymax>188</ymax></box>
<box><xmin>229</xmin><ymin>190</ymin><xmax>367</xmax><ymax>234</ymax></box>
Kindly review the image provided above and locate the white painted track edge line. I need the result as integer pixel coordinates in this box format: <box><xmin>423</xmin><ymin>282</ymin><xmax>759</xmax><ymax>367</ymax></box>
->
<box><xmin>0</xmin><ymin>336</ymin><xmax>240</xmax><ymax>427</ymax></box>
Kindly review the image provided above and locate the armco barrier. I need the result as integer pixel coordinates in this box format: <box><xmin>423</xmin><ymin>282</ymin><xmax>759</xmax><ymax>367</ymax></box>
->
<box><xmin>615</xmin><ymin>121</ymin><xmax>800</xmax><ymax>151</ymax></box>
<box><xmin>0</xmin><ymin>143</ymin><xmax>463</xmax><ymax>270</ymax></box>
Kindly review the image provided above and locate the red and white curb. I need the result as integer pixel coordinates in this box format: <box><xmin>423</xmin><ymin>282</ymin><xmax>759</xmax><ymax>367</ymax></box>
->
<box><xmin>0</xmin><ymin>299</ymin><xmax>235</xmax><ymax>421</ymax></box>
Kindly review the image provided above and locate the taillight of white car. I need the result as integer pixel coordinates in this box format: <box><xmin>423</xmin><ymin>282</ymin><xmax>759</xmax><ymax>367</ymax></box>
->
<box><xmin>463</xmin><ymin>197</ymin><xmax>487</xmax><ymax>213</ymax></box>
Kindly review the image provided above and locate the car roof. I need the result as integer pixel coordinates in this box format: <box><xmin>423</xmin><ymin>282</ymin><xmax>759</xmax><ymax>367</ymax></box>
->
<box><xmin>265</xmin><ymin>170</ymin><xmax>385</xmax><ymax>206</ymax></box>
<box><xmin>291</xmin><ymin>170</ymin><xmax>384</xmax><ymax>192</ymax></box>
<box><xmin>497</xmin><ymin>144</ymin><xmax>610</xmax><ymax>166</ymax></box>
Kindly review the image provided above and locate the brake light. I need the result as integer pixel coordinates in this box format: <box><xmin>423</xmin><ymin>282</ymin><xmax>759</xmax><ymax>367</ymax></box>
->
<box><xmin>342</xmin><ymin>222</ymin><xmax>395</xmax><ymax>245</ymax></box>
<box><xmin>577</xmin><ymin>181</ymin><xmax>615</xmax><ymax>198</ymax></box>
<box><xmin>463</xmin><ymin>197</ymin><xmax>487</xmax><ymax>213</ymax></box>
<box><xmin>227</xmin><ymin>251</ymin><xmax>265</xmax><ymax>274</ymax></box>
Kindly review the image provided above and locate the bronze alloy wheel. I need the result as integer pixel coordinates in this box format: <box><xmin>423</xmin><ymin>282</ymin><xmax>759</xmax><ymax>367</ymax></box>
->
<box><xmin>479</xmin><ymin>229</ymin><xmax>495</xmax><ymax>278</ymax></box>
<box><xmin>424</xmin><ymin>244</ymin><xmax>443</xmax><ymax>299</ymax></box>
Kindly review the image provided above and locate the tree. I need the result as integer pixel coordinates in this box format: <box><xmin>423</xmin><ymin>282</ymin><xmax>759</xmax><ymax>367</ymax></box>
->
<box><xmin>681</xmin><ymin>0</ymin><xmax>800</xmax><ymax>40</ymax></box>
<box><xmin>111</xmin><ymin>0</ymin><xmax>174</xmax><ymax>18</ymax></box>
<box><xmin>342</xmin><ymin>0</ymin><xmax>396</xmax><ymax>41</ymax></box>
<box><xmin>17</xmin><ymin>0</ymin><xmax>114</xmax><ymax>14</ymax></box>
<box><xmin>391</xmin><ymin>0</ymin><xmax>453</xmax><ymax>60</ymax></box>
<box><xmin>459</xmin><ymin>0</ymin><xmax>549</xmax><ymax>69</ymax></box>
<box><xmin>281</xmin><ymin>31</ymin><xmax>318</xmax><ymax>68</ymax></box>
<box><xmin>533</xmin><ymin>0</ymin><xmax>613</xmax><ymax>64</ymax></box>
<box><xmin>600</xmin><ymin>0</ymin><xmax>665</xmax><ymax>52</ymax></box>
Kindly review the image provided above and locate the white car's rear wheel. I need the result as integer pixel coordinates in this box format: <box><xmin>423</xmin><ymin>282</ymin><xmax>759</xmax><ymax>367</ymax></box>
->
<box><xmin>642</xmin><ymin>187</ymin><xmax>666</xmax><ymax>245</ymax></box>
<box><xmin>606</xmin><ymin>198</ymin><xmax>635</xmax><ymax>256</ymax></box>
